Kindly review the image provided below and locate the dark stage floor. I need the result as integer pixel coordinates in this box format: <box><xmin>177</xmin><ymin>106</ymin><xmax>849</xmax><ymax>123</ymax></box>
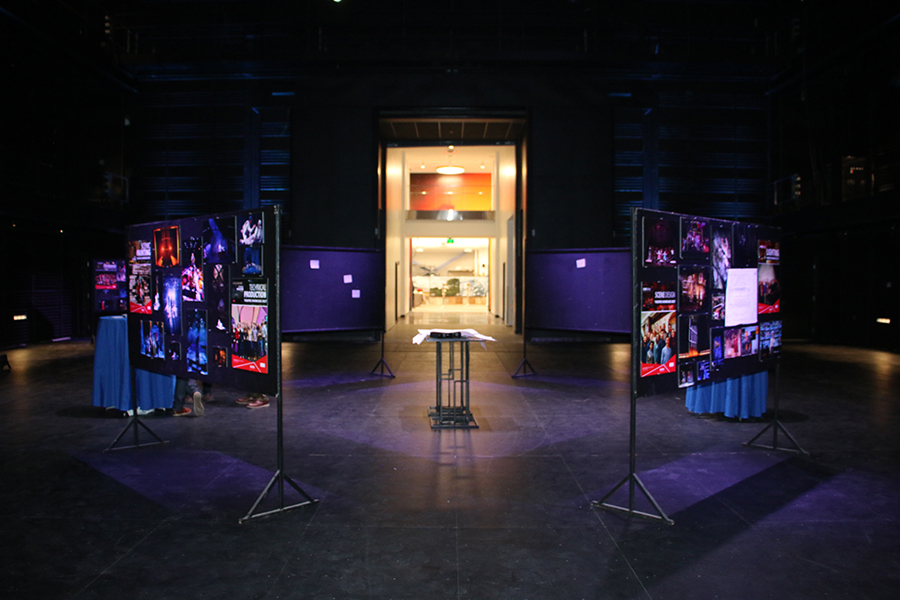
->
<box><xmin>2</xmin><ymin>309</ymin><xmax>899</xmax><ymax>599</ymax></box>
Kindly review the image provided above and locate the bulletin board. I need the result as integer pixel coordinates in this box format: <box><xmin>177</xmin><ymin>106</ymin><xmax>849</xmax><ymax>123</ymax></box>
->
<box><xmin>634</xmin><ymin>208</ymin><xmax>781</xmax><ymax>398</ymax></box>
<box><xmin>125</xmin><ymin>206</ymin><xmax>281</xmax><ymax>396</ymax></box>
<box><xmin>281</xmin><ymin>246</ymin><xmax>384</xmax><ymax>333</ymax></box>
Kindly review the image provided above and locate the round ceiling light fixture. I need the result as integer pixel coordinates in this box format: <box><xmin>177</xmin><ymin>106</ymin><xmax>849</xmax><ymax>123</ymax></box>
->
<box><xmin>436</xmin><ymin>145</ymin><xmax>464</xmax><ymax>175</ymax></box>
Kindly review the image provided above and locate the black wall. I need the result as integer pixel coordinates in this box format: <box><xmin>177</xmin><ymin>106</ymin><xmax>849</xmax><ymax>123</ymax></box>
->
<box><xmin>3</xmin><ymin>1</ymin><xmax>898</xmax><ymax>350</ymax></box>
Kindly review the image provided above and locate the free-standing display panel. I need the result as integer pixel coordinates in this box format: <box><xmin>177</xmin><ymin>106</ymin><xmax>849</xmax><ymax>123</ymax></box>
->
<box><xmin>525</xmin><ymin>249</ymin><xmax>631</xmax><ymax>334</ymax></box>
<box><xmin>281</xmin><ymin>246</ymin><xmax>384</xmax><ymax>333</ymax></box>
<box><xmin>634</xmin><ymin>208</ymin><xmax>781</xmax><ymax>399</ymax></box>
<box><xmin>125</xmin><ymin>207</ymin><xmax>280</xmax><ymax>396</ymax></box>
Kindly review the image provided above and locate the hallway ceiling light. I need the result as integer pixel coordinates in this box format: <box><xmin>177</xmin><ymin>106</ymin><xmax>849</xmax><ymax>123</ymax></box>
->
<box><xmin>436</xmin><ymin>145</ymin><xmax>464</xmax><ymax>174</ymax></box>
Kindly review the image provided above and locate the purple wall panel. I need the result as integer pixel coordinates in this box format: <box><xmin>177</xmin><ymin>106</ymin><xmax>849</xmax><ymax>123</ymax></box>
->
<box><xmin>281</xmin><ymin>247</ymin><xmax>384</xmax><ymax>332</ymax></box>
<box><xmin>525</xmin><ymin>249</ymin><xmax>631</xmax><ymax>333</ymax></box>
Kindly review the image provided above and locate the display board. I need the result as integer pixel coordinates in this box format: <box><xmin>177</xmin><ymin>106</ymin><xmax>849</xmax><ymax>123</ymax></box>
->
<box><xmin>125</xmin><ymin>207</ymin><xmax>280</xmax><ymax>396</ymax></box>
<box><xmin>281</xmin><ymin>246</ymin><xmax>383</xmax><ymax>333</ymax></box>
<box><xmin>93</xmin><ymin>259</ymin><xmax>128</xmax><ymax>314</ymax></box>
<box><xmin>634</xmin><ymin>208</ymin><xmax>781</xmax><ymax>398</ymax></box>
<box><xmin>525</xmin><ymin>249</ymin><xmax>631</xmax><ymax>334</ymax></box>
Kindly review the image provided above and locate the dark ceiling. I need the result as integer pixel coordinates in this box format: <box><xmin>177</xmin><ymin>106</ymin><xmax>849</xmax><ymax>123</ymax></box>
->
<box><xmin>379</xmin><ymin>118</ymin><xmax>526</xmax><ymax>144</ymax></box>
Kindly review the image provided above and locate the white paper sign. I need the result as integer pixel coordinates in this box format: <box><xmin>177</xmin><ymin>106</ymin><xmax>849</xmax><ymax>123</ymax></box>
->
<box><xmin>351</xmin><ymin>289</ymin><xmax>361</xmax><ymax>299</ymax></box>
<box><xmin>343</xmin><ymin>274</ymin><xmax>353</xmax><ymax>284</ymax></box>
<box><xmin>309</xmin><ymin>260</ymin><xmax>320</xmax><ymax>270</ymax></box>
<box><xmin>576</xmin><ymin>258</ymin><xmax>586</xmax><ymax>269</ymax></box>
<box><xmin>725</xmin><ymin>268</ymin><xmax>758</xmax><ymax>327</ymax></box>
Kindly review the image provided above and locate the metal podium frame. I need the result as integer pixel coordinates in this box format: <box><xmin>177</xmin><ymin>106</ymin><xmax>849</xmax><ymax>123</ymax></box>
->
<box><xmin>428</xmin><ymin>338</ymin><xmax>478</xmax><ymax>429</ymax></box>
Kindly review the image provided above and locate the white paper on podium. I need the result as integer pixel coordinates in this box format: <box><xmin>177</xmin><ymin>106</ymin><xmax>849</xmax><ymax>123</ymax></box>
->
<box><xmin>412</xmin><ymin>328</ymin><xmax>496</xmax><ymax>349</ymax></box>
<box><xmin>725</xmin><ymin>268</ymin><xmax>758</xmax><ymax>327</ymax></box>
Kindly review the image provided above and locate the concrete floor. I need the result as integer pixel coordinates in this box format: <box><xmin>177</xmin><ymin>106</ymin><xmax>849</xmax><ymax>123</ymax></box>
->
<box><xmin>1</xmin><ymin>308</ymin><xmax>898</xmax><ymax>599</ymax></box>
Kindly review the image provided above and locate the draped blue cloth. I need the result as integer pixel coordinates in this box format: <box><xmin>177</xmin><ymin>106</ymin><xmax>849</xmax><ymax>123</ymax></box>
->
<box><xmin>685</xmin><ymin>371</ymin><xmax>768</xmax><ymax>419</ymax></box>
<box><xmin>135</xmin><ymin>368</ymin><xmax>176</xmax><ymax>410</ymax></box>
<box><xmin>93</xmin><ymin>316</ymin><xmax>131</xmax><ymax>410</ymax></box>
<box><xmin>93</xmin><ymin>315</ymin><xmax>174</xmax><ymax>411</ymax></box>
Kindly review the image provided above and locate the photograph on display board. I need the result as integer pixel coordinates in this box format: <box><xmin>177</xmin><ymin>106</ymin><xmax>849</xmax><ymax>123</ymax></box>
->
<box><xmin>696</xmin><ymin>359</ymin><xmax>712</xmax><ymax>382</ymax></box>
<box><xmin>758</xmin><ymin>264</ymin><xmax>781</xmax><ymax>314</ymax></box>
<box><xmin>733</xmin><ymin>222</ymin><xmax>758</xmax><ymax>268</ymax></box>
<box><xmin>710</xmin><ymin>326</ymin><xmax>725</xmax><ymax>367</ymax></box>
<box><xmin>238</xmin><ymin>211</ymin><xmax>264</xmax><ymax>276</ymax></box>
<box><xmin>95</xmin><ymin>260</ymin><xmax>119</xmax><ymax>273</ymax></box>
<box><xmin>724</xmin><ymin>327</ymin><xmax>742</xmax><ymax>359</ymax></box>
<box><xmin>639</xmin><ymin>310</ymin><xmax>677</xmax><ymax>377</ymax></box>
<box><xmin>641</xmin><ymin>281</ymin><xmax>677</xmax><ymax>311</ymax></box>
<box><xmin>678</xmin><ymin>361</ymin><xmax>696</xmax><ymax>388</ymax></box>
<box><xmin>643</xmin><ymin>214</ymin><xmax>679</xmax><ymax>267</ymax></box>
<box><xmin>680</xmin><ymin>216</ymin><xmax>710</xmax><ymax>259</ymax></box>
<box><xmin>140</xmin><ymin>320</ymin><xmax>165</xmax><ymax>360</ymax></box>
<box><xmin>153</xmin><ymin>226</ymin><xmax>180</xmax><ymax>268</ymax></box>
<box><xmin>740</xmin><ymin>325</ymin><xmax>759</xmax><ymax>356</ymax></box>
<box><xmin>209</xmin><ymin>264</ymin><xmax>229</xmax><ymax>331</ymax></box>
<box><xmin>212</xmin><ymin>346</ymin><xmax>228</xmax><ymax>368</ymax></box>
<box><xmin>168</xmin><ymin>341</ymin><xmax>181</xmax><ymax>362</ymax></box>
<box><xmin>758</xmin><ymin>238</ymin><xmax>780</xmax><ymax>264</ymax></box>
<box><xmin>128</xmin><ymin>263</ymin><xmax>152</xmax><ymax>314</ymax></box>
<box><xmin>152</xmin><ymin>269</ymin><xmax>163</xmax><ymax>312</ymax></box>
<box><xmin>759</xmin><ymin>320</ymin><xmax>783</xmax><ymax>359</ymax></box>
<box><xmin>231</xmin><ymin>304</ymin><xmax>268</xmax><ymax>374</ymax></box>
<box><xmin>182</xmin><ymin>237</ymin><xmax>205</xmax><ymax>302</ymax></box>
<box><xmin>678</xmin><ymin>313</ymin><xmax>710</xmax><ymax>359</ymax></box>
<box><xmin>159</xmin><ymin>272</ymin><xmax>182</xmax><ymax>335</ymax></box>
<box><xmin>95</xmin><ymin>272</ymin><xmax>117</xmax><ymax>290</ymax></box>
<box><xmin>679</xmin><ymin>266</ymin><xmax>709</xmax><ymax>313</ymax></box>
<box><xmin>711</xmin><ymin>222</ymin><xmax>732</xmax><ymax>292</ymax></box>
<box><xmin>203</xmin><ymin>216</ymin><xmax>236</xmax><ymax>265</ymax></box>
<box><xmin>128</xmin><ymin>239</ymin><xmax>152</xmax><ymax>265</ymax></box>
<box><xmin>185</xmin><ymin>308</ymin><xmax>208</xmax><ymax>376</ymax></box>
<box><xmin>711</xmin><ymin>293</ymin><xmax>725</xmax><ymax>321</ymax></box>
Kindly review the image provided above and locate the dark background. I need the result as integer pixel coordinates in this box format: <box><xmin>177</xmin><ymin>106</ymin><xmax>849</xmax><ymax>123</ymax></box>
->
<box><xmin>2</xmin><ymin>0</ymin><xmax>898</xmax><ymax>350</ymax></box>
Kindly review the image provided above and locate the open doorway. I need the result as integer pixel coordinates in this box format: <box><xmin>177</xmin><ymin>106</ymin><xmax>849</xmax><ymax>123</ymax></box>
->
<box><xmin>410</xmin><ymin>237</ymin><xmax>491</xmax><ymax>313</ymax></box>
<box><xmin>381</xmin><ymin>139</ymin><xmax>519</xmax><ymax>330</ymax></box>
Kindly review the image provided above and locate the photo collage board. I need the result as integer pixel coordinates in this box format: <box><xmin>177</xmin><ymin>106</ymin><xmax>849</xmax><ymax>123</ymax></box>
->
<box><xmin>93</xmin><ymin>259</ymin><xmax>128</xmax><ymax>314</ymax></box>
<box><xmin>125</xmin><ymin>206</ymin><xmax>279</xmax><ymax>396</ymax></box>
<box><xmin>635</xmin><ymin>208</ymin><xmax>781</xmax><ymax>398</ymax></box>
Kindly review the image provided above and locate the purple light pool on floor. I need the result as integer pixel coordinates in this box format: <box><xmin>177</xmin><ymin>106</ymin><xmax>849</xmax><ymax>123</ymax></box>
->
<box><xmin>72</xmin><ymin>450</ymin><xmax>323</xmax><ymax>515</ymax></box>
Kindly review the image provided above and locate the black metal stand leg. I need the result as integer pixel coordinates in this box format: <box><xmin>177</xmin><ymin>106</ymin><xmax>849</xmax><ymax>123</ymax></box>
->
<box><xmin>240</xmin><ymin>469</ymin><xmax>317</xmax><ymax>522</ymax></box>
<box><xmin>370</xmin><ymin>329</ymin><xmax>395</xmax><ymax>378</ymax></box>
<box><xmin>592</xmin><ymin>334</ymin><xmax>672</xmax><ymax>524</ymax></box>
<box><xmin>105</xmin><ymin>369</ymin><xmax>167</xmax><ymax>452</ymax></box>
<box><xmin>240</xmin><ymin>392</ymin><xmax>318</xmax><ymax>523</ymax></box>
<box><xmin>744</xmin><ymin>365</ymin><xmax>808</xmax><ymax>456</ymax></box>
<box><xmin>105</xmin><ymin>415</ymin><xmax>167</xmax><ymax>452</ymax></box>
<box><xmin>512</xmin><ymin>335</ymin><xmax>536</xmax><ymax>378</ymax></box>
<box><xmin>592</xmin><ymin>472</ymin><xmax>673</xmax><ymax>525</ymax></box>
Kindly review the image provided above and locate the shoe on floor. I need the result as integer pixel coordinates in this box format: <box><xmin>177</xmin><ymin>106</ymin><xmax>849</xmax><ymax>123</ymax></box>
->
<box><xmin>192</xmin><ymin>391</ymin><xmax>204</xmax><ymax>416</ymax></box>
<box><xmin>236</xmin><ymin>395</ymin><xmax>253</xmax><ymax>405</ymax></box>
<box><xmin>247</xmin><ymin>396</ymin><xmax>269</xmax><ymax>409</ymax></box>
<box><xmin>172</xmin><ymin>407</ymin><xmax>192</xmax><ymax>417</ymax></box>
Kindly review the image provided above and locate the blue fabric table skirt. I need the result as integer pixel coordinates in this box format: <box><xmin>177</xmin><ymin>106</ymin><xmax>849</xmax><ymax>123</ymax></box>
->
<box><xmin>685</xmin><ymin>371</ymin><xmax>768</xmax><ymax>419</ymax></box>
<box><xmin>134</xmin><ymin>369</ymin><xmax>175</xmax><ymax>410</ymax></box>
<box><xmin>92</xmin><ymin>316</ymin><xmax>131</xmax><ymax>410</ymax></box>
<box><xmin>93</xmin><ymin>315</ymin><xmax>174</xmax><ymax>411</ymax></box>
